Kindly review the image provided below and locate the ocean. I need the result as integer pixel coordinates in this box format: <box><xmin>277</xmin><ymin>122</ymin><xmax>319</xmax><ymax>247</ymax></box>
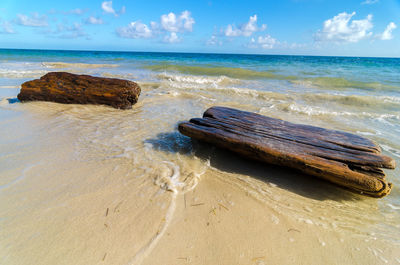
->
<box><xmin>0</xmin><ymin>49</ymin><xmax>399</xmax><ymax>264</ymax></box>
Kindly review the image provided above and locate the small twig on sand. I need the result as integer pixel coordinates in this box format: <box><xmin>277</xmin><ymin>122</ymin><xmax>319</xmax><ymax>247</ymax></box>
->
<box><xmin>288</xmin><ymin>228</ymin><xmax>301</xmax><ymax>233</ymax></box>
<box><xmin>102</xmin><ymin>253</ymin><xmax>107</xmax><ymax>261</ymax></box>
<box><xmin>105</xmin><ymin>208</ymin><xmax>109</xmax><ymax>217</ymax></box>
<box><xmin>184</xmin><ymin>194</ymin><xmax>187</xmax><ymax>209</ymax></box>
<box><xmin>191</xmin><ymin>203</ymin><xmax>205</xmax><ymax>207</ymax></box>
<box><xmin>218</xmin><ymin>203</ymin><xmax>229</xmax><ymax>211</ymax></box>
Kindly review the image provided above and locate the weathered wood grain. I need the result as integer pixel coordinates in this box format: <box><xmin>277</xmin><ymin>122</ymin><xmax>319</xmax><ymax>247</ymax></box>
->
<box><xmin>18</xmin><ymin>72</ymin><xmax>141</xmax><ymax>109</ymax></box>
<box><xmin>179</xmin><ymin>106</ymin><xmax>396</xmax><ymax>197</ymax></box>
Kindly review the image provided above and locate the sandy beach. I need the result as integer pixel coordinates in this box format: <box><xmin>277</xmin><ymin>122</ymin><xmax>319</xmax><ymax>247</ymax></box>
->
<box><xmin>1</xmin><ymin>51</ymin><xmax>399</xmax><ymax>264</ymax></box>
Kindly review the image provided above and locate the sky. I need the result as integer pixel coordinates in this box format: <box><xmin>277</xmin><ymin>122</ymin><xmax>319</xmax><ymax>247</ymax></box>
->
<box><xmin>0</xmin><ymin>0</ymin><xmax>399</xmax><ymax>57</ymax></box>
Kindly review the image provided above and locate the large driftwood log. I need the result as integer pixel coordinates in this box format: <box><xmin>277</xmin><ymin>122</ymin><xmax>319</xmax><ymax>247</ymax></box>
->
<box><xmin>18</xmin><ymin>72</ymin><xmax>141</xmax><ymax>109</ymax></box>
<box><xmin>178</xmin><ymin>106</ymin><xmax>396</xmax><ymax>197</ymax></box>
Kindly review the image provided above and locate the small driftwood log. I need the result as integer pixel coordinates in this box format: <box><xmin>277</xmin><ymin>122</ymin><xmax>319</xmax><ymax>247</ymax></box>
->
<box><xmin>178</xmin><ymin>106</ymin><xmax>395</xmax><ymax>198</ymax></box>
<box><xmin>18</xmin><ymin>72</ymin><xmax>141</xmax><ymax>109</ymax></box>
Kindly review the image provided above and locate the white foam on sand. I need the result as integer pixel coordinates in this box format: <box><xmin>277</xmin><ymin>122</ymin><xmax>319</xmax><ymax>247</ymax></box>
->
<box><xmin>129</xmin><ymin>160</ymin><xmax>206</xmax><ymax>265</ymax></box>
<box><xmin>0</xmin><ymin>162</ymin><xmax>41</xmax><ymax>192</ymax></box>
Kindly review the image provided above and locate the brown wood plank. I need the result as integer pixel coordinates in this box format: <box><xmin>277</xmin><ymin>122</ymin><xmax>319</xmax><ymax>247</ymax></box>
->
<box><xmin>189</xmin><ymin>117</ymin><xmax>394</xmax><ymax>169</ymax></box>
<box><xmin>178</xmin><ymin>106</ymin><xmax>396</xmax><ymax>198</ymax></box>
<box><xmin>204</xmin><ymin>107</ymin><xmax>382</xmax><ymax>153</ymax></box>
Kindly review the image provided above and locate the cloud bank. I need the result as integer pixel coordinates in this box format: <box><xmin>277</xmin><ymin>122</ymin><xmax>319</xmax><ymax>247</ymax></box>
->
<box><xmin>249</xmin><ymin>35</ymin><xmax>278</xmax><ymax>49</ymax></box>
<box><xmin>16</xmin><ymin>13</ymin><xmax>48</xmax><ymax>27</ymax></box>
<box><xmin>117</xmin><ymin>10</ymin><xmax>195</xmax><ymax>43</ymax></box>
<box><xmin>315</xmin><ymin>12</ymin><xmax>373</xmax><ymax>43</ymax></box>
<box><xmin>224</xmin><ymin>15</ymin><xmax>266</xmax><ymax>37</ymax></box>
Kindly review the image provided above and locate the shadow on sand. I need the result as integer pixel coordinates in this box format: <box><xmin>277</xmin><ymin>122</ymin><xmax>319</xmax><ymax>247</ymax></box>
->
<box><xmin>145</xmin><ymin>131</ymin><xmax>363</xmax><ymax>202</ymax></box>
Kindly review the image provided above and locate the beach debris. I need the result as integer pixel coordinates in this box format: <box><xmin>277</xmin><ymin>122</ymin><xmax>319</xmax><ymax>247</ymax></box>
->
<box><xmin>17</xmin><ymin>72</ymin><xmax>141</xmax><ymax>109</ymax></box>
<box><xmin>251</xmin><ymin>256</ymin><xmax>266</xmax><ymax>262</ymax></box>
<box><xmin>191</xmin><ymin>202</ymin><xmax>205</xmax><ymax>206</ymax></box>
<box><xmin>218</xmin><ymin>202</ymin><xmax>229</xmax><ymax>211</ymax></box>
<box><xmin>178</xmin><ymin>106</ymin><xmax>396</xmax><ymax>197</ymax></box>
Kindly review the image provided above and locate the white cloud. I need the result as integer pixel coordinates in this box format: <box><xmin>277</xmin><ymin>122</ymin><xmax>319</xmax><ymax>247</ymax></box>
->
<box><xmin>224</xmin><ymin>15</ymin><xmax>266</xmax><ymax>37</ymax></box>
<box><xmin>288</xmin><ymin>42</ymin><xmax>307</xmax><ymax>49</ymax></box>
<box><xmin>315</xmin><ymin>12</ymin><xmax>373</xmax><ymax>43</ymax></box>
<box><xmin>48</xmin><ymin>8</ymin><xmax>87</xmax><ymax>16</ymax></box>
<box><xmin>163</xmin><ymin>32</ymin><xmax>180</xmax><ymax>43</ymax></box>
<box><xmin>42</xmin><ymin>22</ymin><xmax>88</xmax><ymax>39</ymax></box>
<box><xmin>224</xmin><ymin>25</ymin><xmax>241</xmax><ymax>37</ymax></box>
<box><xmin>117</xmin><ymin>10</ymin><xmax>194</xmax><ymax>43</ymax></box>
<box><xmin>207</xmin><ymin>35</ymin><xmax>222</xmax><ymax>46</ymax></box>
<box><xmin>101</xmin><ymin>1</ymin><xmax>115</xmax><ymax>14</ymax></box>
<box><xmin>249</xmin><ymin>34</ymin><xmax>277</xmax><ymax>49</ymax></box>
<box><xmin>379</xmin><ymin>22</ymin><xmax>396</xmax><ymax>40</ymax></box>
<box><xmin>16</xmin><ymin>13</ymin><xmax>48</xmax><ymax>27</ymax></box>
<box><xmin>58</xmin><ymin>23</ymin><xmax>87</xmax><ymax>39</ymax></box>
<box><xmin>0</xmin><ymin>21</ymin><xmax>15</xmax><ymax>34</ymax></box>
<box><xmin>101</xmin><ymin>1</ymin><xmax>125</xmax><ymax>16</ymax></box>
<box><xmin>256</xmin><ymin>35</ymin><xmax>277</xmax><ymax>49</ymax></box>
<box><xmin>85</xmin><ymin>16</ymin><xmax>104</xmax><ymax>25</ymax></box>
<box><xmin>68</xmin><ymin>8</ymin><xmax>86</xmax><ymax>15</ymax></box>
<box><xmin>160</xmin><ymin>11</ymin><xmax>194</xmax><ymax>32</ymax></box>
<box><xmin>116</xmin><ymin>21</ymin><xmax>153</xmax><ymax>38</ymax></box>
<box><xmin>361</xmin><ymin>0</ymin><xmax>379</xmax><ymax>4</ymax></box>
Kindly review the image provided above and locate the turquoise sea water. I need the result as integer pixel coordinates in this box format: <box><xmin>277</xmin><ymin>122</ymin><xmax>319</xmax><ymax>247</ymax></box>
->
<box><xmin>0</xmin><ymin>49</ymin><xmax>399</xmax><ymax>263</ymax></box>
<box><xmin>1</xmin><ymin>47</ymin><xmax>399</xmax><ymax>204</ymax></box>
<box><xmin>1</xmin><ymin>48</ymin><xmax>399</xmax><ymax>135</ymax></box>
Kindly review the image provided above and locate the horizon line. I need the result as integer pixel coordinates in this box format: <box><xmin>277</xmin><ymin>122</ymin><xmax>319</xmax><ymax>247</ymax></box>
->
<box><xmin>0</xmin><ymin>47</ymin><xmax>399</xmax><ymax>59</ymax></box>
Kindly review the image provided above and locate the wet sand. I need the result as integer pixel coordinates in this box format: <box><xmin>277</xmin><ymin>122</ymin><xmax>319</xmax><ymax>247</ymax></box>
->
<box><xmin>1</xmin><ymin>86</ymin><xmax>399</xmax><ymax>264</ymax></box>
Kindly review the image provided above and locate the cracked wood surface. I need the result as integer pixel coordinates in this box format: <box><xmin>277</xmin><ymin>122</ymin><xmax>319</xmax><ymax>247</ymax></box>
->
<box><xmin>179</xmin><ymin>106</ymin><xmax>396</xmax><ymax>198</ymax></box>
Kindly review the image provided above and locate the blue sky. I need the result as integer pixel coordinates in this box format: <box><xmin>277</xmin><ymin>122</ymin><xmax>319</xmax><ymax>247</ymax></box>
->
<box><xmin>0</xmin><ymin>0</ymin><xmax>399</xmax><ymax>57</ymax></box>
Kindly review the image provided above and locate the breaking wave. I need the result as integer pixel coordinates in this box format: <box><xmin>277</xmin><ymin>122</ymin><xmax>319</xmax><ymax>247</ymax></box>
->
<box><xmin>0</xmin><ymin>69</ymin><xmax>47</xmax><ymax>78</ymax></box>
<box><xmin>101</xmin><ymin>72</ymin><xmax>137</xmax><ymax>79</ymax></box>
<box><xmin>278</xmin><ymin>102</ymin><xmax>400</xmax><ymax>121</ymax></box>
<box><xmin>146</xmin><ymin>64</ymin><xmax>400</xmax><ymax>92</ymax></box>
<box><xmin>42</xmin><ymin>62</ymin><xmax>119</xmax><ymax>69</ymax></box>
<box><xmin>292</xmin><ymin>77</ymin><xmax>400</xmax><ymax>91</ymax></box>
<box><xmin>146</xmin><ymin>64</ymin><xmax>296</xmax><ymax>80</ymax></box>
<box><xmin>304</xmin><ymin>93</ymin><xmax>400</xmax><ymax>110</ymax></box>
<box><xmin>156</xmin><ymin>72</ymin><xmax>292</xmax><ymax>101</ymax></box>
<box><xmin>157</xmin><ymin>72</ymin><xmax>240</xmax><ymax>87</ymax></box>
